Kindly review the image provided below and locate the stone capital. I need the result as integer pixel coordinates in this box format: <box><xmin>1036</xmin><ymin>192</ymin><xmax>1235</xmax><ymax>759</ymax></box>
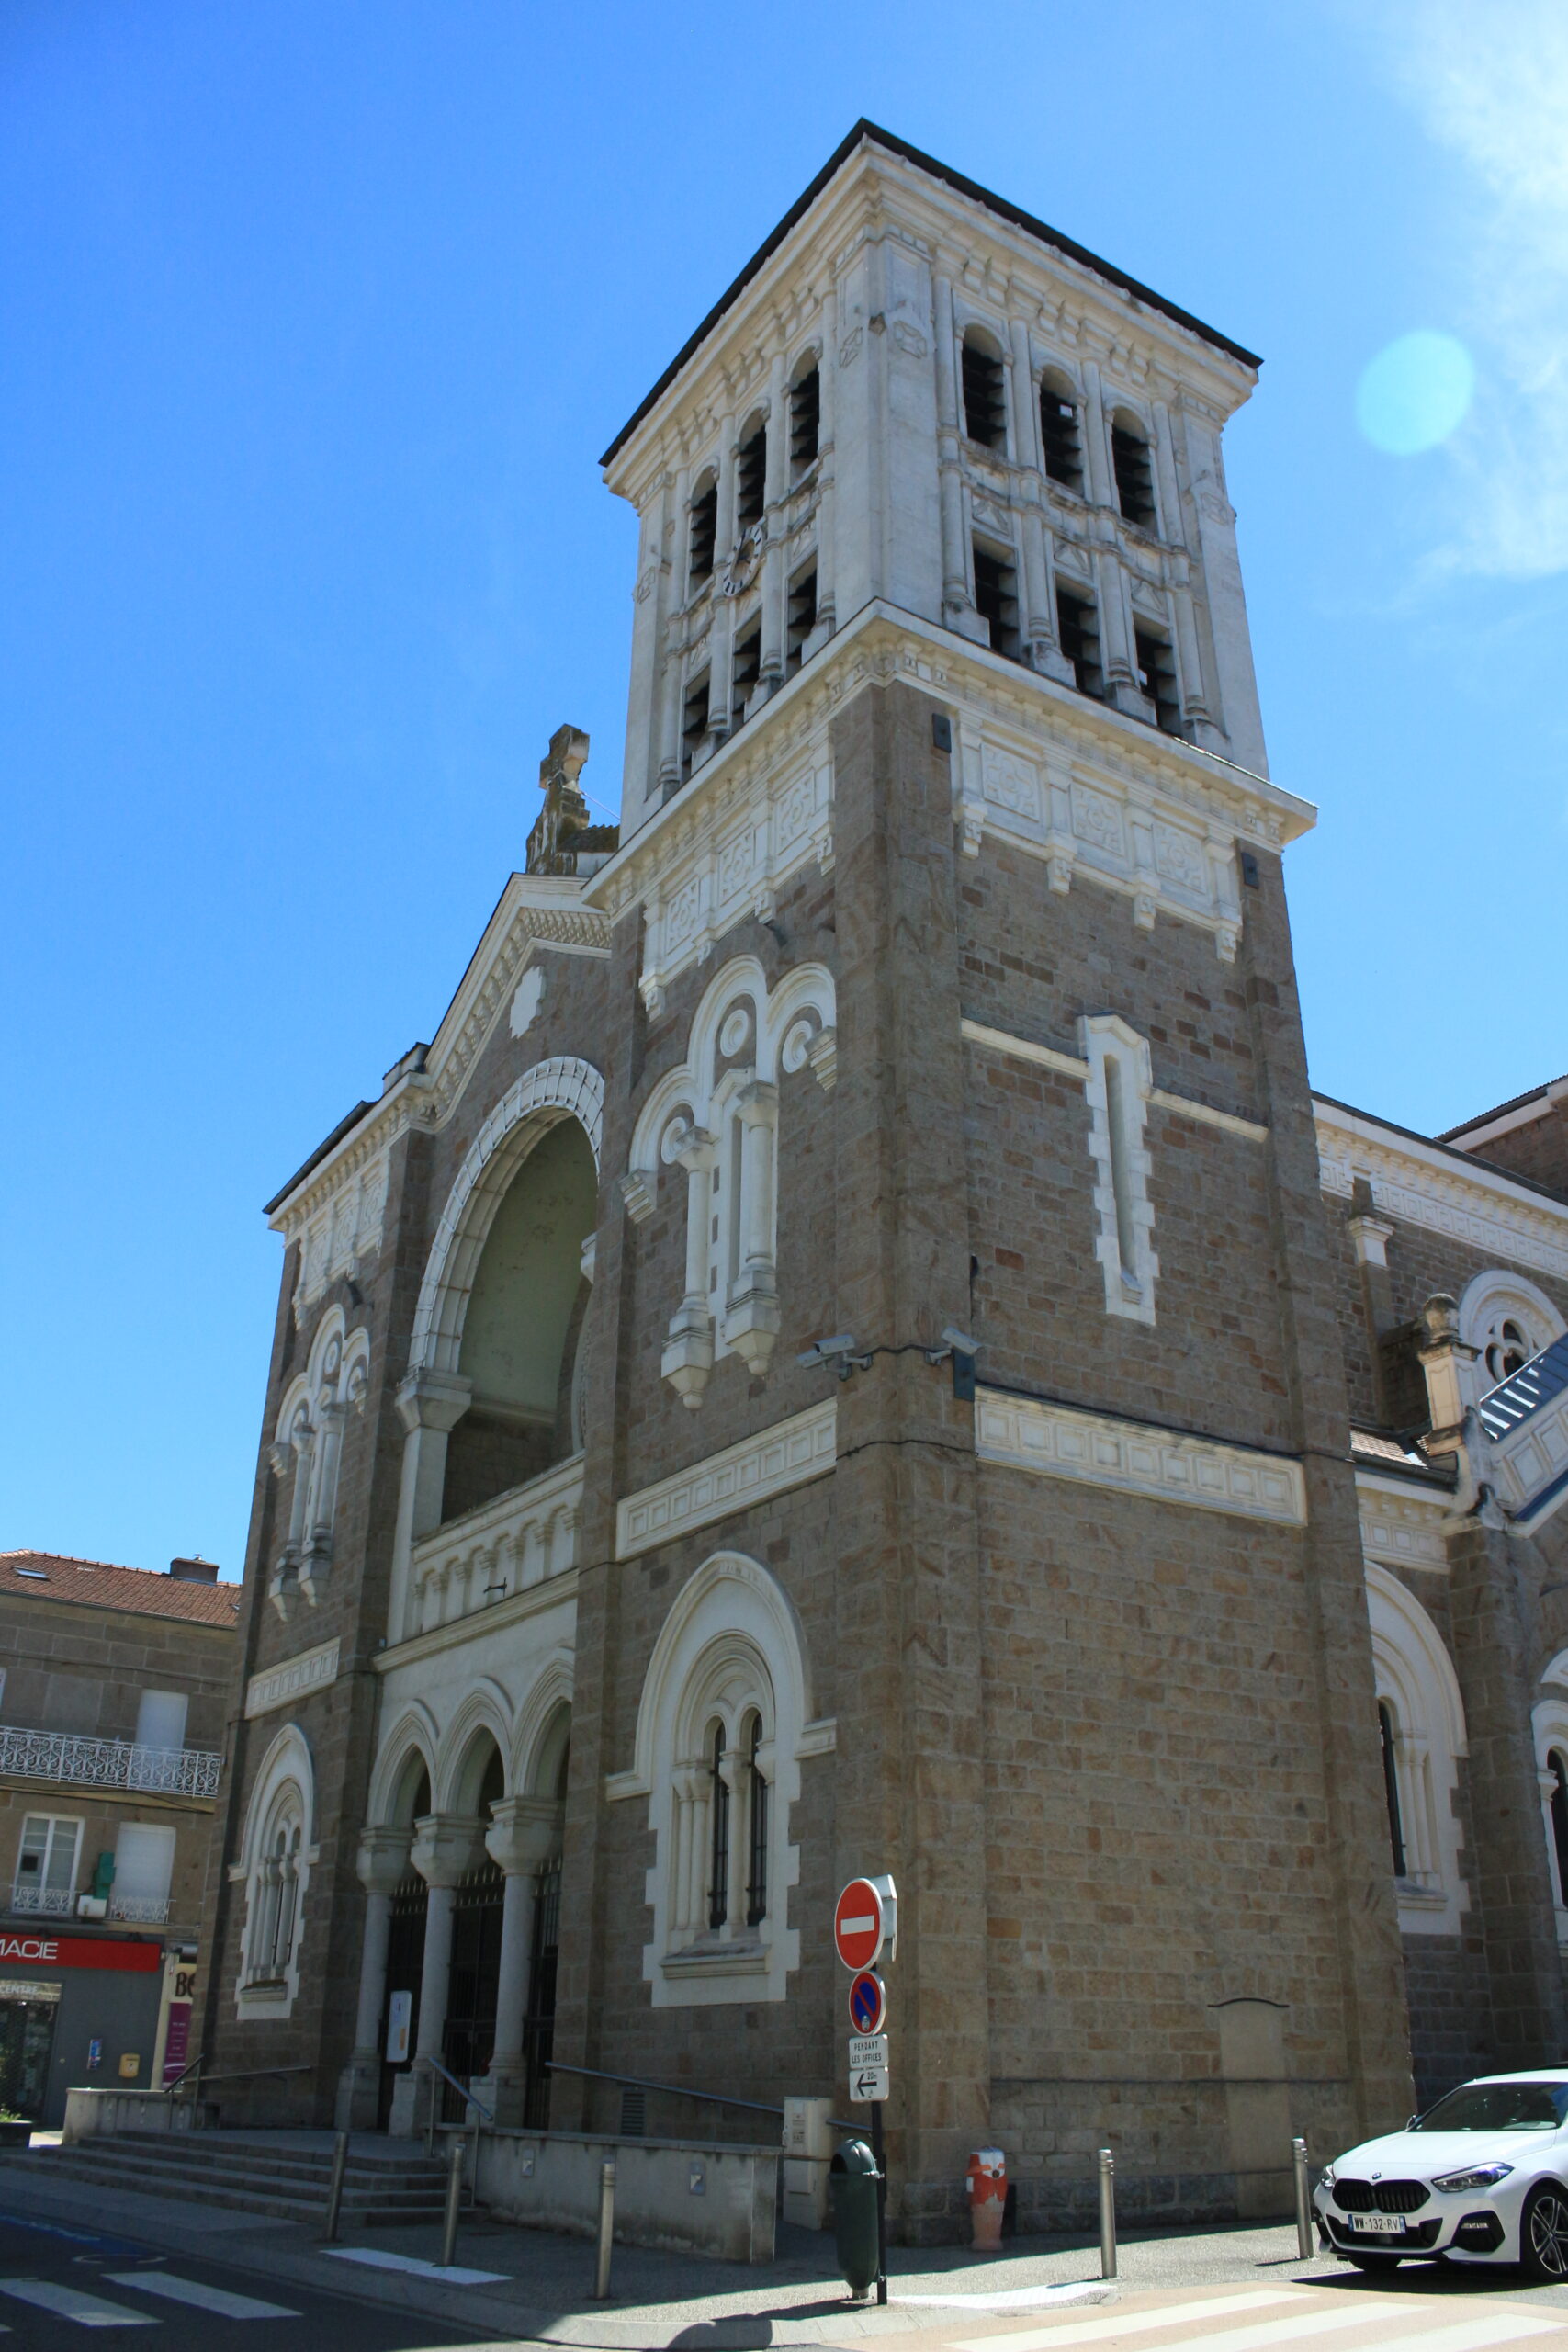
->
<box><xmin>396</xmin><ymin>1369</ymin><xmax>473</xmax><ymax>1437</ymax></box>
<box><xmin>485</xmin><ymin>1796</ymin><xmax>561</xmax><ymax>1878</ymax></box>
<box><xmin>410</xmin><ymin>1812</ymin><xmax>488</xmax><ymax>1889</ymax></box>
<box><xmin>356</xmin><ymin>1825</ymin><xmax>413</xmax><ymax>1896</ymax></box>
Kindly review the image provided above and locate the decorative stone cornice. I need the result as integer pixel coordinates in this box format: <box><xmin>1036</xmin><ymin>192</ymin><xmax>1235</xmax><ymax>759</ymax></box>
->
<box><xmin>1315</xmin><ymin>1100</ymin><xmax>1568</xmax><ymax>1283</ymax></box>
<box><xmin>976</xmin><ymin>1385</ymin><xmax>1307</xmax><ymax>1526</ymax></box>
<box><xmin>244</xmin><ymin>1637</ymin><xmax>342</xmax><ymax>1720</ymax></box>
<box><xmin>1356</xmin><ymin>1476</ymin><xmax>1450</xmax><ymax>1574</ymax></box>
<box><xmin>615</xmin><ymin>1399</ymin><xmax>838</xmax><ymax>1560</ymax></box>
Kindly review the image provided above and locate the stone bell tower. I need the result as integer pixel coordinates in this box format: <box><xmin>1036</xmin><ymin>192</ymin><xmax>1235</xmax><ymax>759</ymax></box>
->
<box><xmin>560</xmin><ymin>122</ymin><xmax>1413</xmax><ymax>2231</ymax></box>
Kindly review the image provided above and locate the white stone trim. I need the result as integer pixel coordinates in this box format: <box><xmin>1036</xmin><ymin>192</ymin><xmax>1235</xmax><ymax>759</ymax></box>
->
<box><xmin>1356</xmin><ymin>1477</ymin><xmax>1450</xmax><ymax>1576</ymax></box>
<box><xmin>1079</xmin><ymin>1014</ymin><xmax>1159</xmax><ymax>1326</ymax></box>
<box><xmin>406</xmin><ymin>1454</ymin><xmax>583</xmax><ymax>1639</ymax></box>
<box><xmin>609</xmin><ymin>1550</ymin><xmax>815</xmax><ymax>2007</ymax></box>
<box><xmin>976</xmin><ymin>1385</ymin><xmax>1307</xmax><ymax>1526</ymax></box>
<box><xmin>1366</xmin><ymin>1563</ymin><xmax>1469</xmax><ymax>1938</ymax></box>
<box><xmin>233</xmin><ymin>1722</ymin><xmax>316</xmax><ymax>2023</ymax></box>
<box><xmin>1533</xmin><ymin>1695</ymin><xmax>1568</xmax><ymax>1948</ymax></box>
<box><xmin>960</xmin><ymin>1020</ymin><xmax>1268</xmax><ymax>1141</ymax></box>
<box><xmin>616</xmin><ymin>1400</ymin><xmax>837</xmax><ymax>1561</ymax></box>
<box><xmin>408</xmin><ymin>1056</ymin><xmax>604</xmax><ymax>1380</ymax></box>
<box><xmin>244</xmin><ymin>1639</ymin><xmax>341</xmax><ymax>1719</ymax></box>
<box><xmin>1314</xmin><ymin>1100</ymin><xmax>1568</xmax><ymax>1282</ymax></box>
<box><xmin>1457</xmin><ymin>1271</ymin><xmax>1567</xmax><ymax>1400</ymax></box>
<box><xmin>373</xmin><ymin>1569</ymin><xmax>579</xmax><ymax>1674</ymax></box>
<box><xmin>1446</xmin><ymin>1079</ymin><xmax>1566</xmax><ymax>1154</ymax></box>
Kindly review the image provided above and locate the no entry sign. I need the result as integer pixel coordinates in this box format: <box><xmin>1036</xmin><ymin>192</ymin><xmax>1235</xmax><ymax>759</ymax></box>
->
<box><xmin>834</xmin><ymin>1878</ymin><xmax>888</xmax><ymax>1971</ymax></box>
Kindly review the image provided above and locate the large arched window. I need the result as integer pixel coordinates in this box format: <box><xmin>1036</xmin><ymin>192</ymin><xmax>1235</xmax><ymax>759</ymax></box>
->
<box><xmin>441</xmin><ymin>1116</ymin><xmax>597</xmax><ymax>1521</ymax></box>
<box><xmin>1458</xmin><ymin>1272</ymin><xmax>1565</xmax><ymax>1400</ymax></box>
<box><xmin>233</xmin><ymin>1724</ymin><xmax>315</xmax><ymax>2021</ymax></box>
<box><xmin>608</xmin><ymin>1550</ymin><xmax>831</xmax><ymax>2007</ymax></box>
<box><xmin>1365</xmin><ymin>1564</ymin><xmax>1469</xmax><ymax>1933</ymax></box>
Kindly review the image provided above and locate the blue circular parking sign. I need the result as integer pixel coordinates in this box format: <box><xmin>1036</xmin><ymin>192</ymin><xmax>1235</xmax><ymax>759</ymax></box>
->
<box><xmin>848</xmin><ymin>1969</ymin><xmax>886</xmax><ymax>2033</ymax></box>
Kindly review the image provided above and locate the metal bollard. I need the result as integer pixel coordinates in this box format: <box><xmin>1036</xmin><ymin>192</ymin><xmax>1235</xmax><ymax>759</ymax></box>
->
<box><xmin>440</xmin><ymin>2132</ymin><xmax>465</xmax><ymax>2267</ymax></box>
<box><xmin>323</xmin><ymin>2129</ymin><xmax>350</xmax><ymax>2244</ymax></box>
<box><xmin>592</xmin><ymin>2158</ymin><xmax>616</xmax><ymax>2300</ymax></box>
<box><xmin>1098</xmin><ymin>2147</ymin><xmax>1117</xmax><ymax>2280</ymax></box>
<box><xmin>1292</xmin><ymin>2137</ymin><xmax>1313</xmax><ymax>2260</ymax></box>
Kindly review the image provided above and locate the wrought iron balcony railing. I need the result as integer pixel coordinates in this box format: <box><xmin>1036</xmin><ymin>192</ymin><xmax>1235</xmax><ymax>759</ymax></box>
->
<box><xmin>108</xmin><ymin>1894</ymin><xmax>172</xmax><ymax>1924</ymax></box>
<box><xmin>0</xmin><ymin>1725</ymin><xmax>221</xmax><ymax>1800</ymax></box>
<box><xmin>9</xmin><ymin>1885</ymin><xmax>74</xmax><ymax>1915</ymax></box>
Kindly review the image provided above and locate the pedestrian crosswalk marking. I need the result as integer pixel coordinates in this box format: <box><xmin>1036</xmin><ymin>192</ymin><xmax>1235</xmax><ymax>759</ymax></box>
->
<box><xmin>1342</xmin><ymin>2318</ymin><xmax>1564</xmax><ymax>2352</ymax></box>
<box><xmin>948</xmin><ymin>2290</ymin><xmax>1299</xmax><ymax>2351</ymax></box>
<box><xmin>103</xmin><ymin>2269</ymin><xmax>299</xmax><ymax>2320</ymax></box>
<box><xmin>0</xmin><ymin>2278</ymin><xmax>154</xmax><ymax>2327</ymax></box>
<box><xmin>950</xmin><ymin>2294</ymin><xmax>1567</xmax><ymax>2352</ymax></box>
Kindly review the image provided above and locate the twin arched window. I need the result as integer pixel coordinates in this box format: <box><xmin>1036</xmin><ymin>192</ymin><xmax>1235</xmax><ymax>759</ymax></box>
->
<box><xmin>705</xmin><ymin>1713</ymin><xmax>769</xmax><ymax>1935</ymax></box>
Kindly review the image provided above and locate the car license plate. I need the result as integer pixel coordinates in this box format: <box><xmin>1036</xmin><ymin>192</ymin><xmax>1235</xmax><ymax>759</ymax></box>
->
<box><xmin>1349</xmin><ymin>2214</ymin><xmax>1406</xmax><ymax>2236</ymax></box>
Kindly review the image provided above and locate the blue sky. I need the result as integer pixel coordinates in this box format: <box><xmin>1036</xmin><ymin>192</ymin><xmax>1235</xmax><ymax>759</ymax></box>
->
<box><xmin>4</xmin><ymin>1</ymin><xmax>1564</xmax><ymax>1578</ymax></box>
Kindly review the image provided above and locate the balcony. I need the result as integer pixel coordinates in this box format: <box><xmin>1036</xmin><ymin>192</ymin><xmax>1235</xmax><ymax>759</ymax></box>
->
<box><xmin>8</xmin><ymin>1884</ymin><xmax>73</xmax><ymax>1916</ymax></box>
<box><xmin>108</xmin><ymin>1894</ymin><xmax>171</xmax><ymax>1924</ymax></box>
<box><xmin>406</xmin><ymin>1453</ymin><xmax>583</xmax><ymax>1640</ymax></box>
<box><xmin>0</xmin><ymin>1725</ymin><xmax>221</xmax><ymax>1800</ymax></box>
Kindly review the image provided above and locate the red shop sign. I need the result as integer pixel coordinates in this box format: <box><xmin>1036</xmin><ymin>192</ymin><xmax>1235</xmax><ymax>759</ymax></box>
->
<box><xmin>0</xmin><ymin>1931</ymin><xmax>162</xmax><ymax>1974</ymax></box>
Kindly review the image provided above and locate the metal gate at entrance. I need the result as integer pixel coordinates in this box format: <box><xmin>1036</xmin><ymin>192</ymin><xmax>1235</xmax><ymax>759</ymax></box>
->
<box><xmin>439</xmin><ymin>1862</ymin><xmax>503</xmax><ymax>2121</ymax></box>
<box><xmin>378</xmin><ymin>1876</ymin><xmax>427</xmax><ymax>2131</ymax></box>
<box><xmin>523</xmin><ymin>1860</ymin><xmax>559</xmax><ymax>2129</ymax></box>
<box><xmin>0</xmin><ymin>1981</ymin><xmax>61</xmax><ymax>2122</ymax></box>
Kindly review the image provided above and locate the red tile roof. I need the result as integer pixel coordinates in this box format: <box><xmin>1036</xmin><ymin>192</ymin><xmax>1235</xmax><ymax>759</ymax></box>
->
<box><xmin>0</xmin><ymin>1551</ymin><xmax>242</xmax><ymax>1628</ymax></box>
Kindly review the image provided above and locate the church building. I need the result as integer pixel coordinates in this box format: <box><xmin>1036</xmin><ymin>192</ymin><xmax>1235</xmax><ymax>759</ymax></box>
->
<box><xmin>194</xmin><ymin>124</ymin><xmax>1568</xmax><ymax>2237</ymax></box>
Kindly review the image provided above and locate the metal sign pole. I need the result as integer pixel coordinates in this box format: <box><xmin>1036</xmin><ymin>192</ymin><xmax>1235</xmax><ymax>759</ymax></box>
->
<box><xmin>870</xmin><ymin>2095</ymin><xmax>887</xmax><ymax>2306</ymax></box>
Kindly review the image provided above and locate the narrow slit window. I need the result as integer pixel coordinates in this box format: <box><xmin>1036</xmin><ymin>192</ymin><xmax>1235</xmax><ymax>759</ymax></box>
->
<box><xmin>789</xmin><ymin>367</ymin><xmax>820</xmax><ymax>476</ymax></box>
<box><xmin>1040</xmin><ymin>382</ymin><xmax>1083</xmax><ymax>490</ymax></box>
<box><xmin>1055</xmin><ymin>586</ymin><xmax>1104</xmax><ymax>698</ymax></box>
<box><xmin>785</xmin><ymin>566</ymin><xmax>818</xmax><ymax>674</ymax></box>
<box><xmin>961</xmin><ymin>337</ymin><xmax>1007</xmax><ymax>449</ymax></box>
<box><xmin>707</xmin><ymin>1724</ymin><xmax>729</xmax><ymax>1931</ymax></box>
<box><xmin>736</xmin><ymin>422</ymin><xmax>767</xmax><ymax>529</ymax></box>
<box><xmin>689</xmin><ymin>478</ymin><xmax>717</xmax><ymax>586</ymax></box>
<box><xmin>746</xmin><ymin>1719</ymin><xmax>768</xmax><ymax>1928</ymax></box>
<box><xmin>1134</xmin><ymin>628</ymin><xmax>1183</xmax><ymax>735</ymax></box>
<box><xmin>1111</xmin><ymin>423</ymin><xmax>1157</xmax><ymax>530</ymax></box>
<box><xmin>972</xmin><ymin>543</ymin><xmax>1021</xmax><ymax>662</ymax></box>
<box><xmin>1379</xmin><ymin>1702</ymin><xmax>1406</xmax><ymax>1879</ymax></box>
<box><xmin>681</xmin><ymin>670</ymin><xmax>711</xmax><ymax>779</ymax></box>
<box><xmin>731</xmin><ymin>622</ymin><xmax>761</xmax><ymax>727</ymax></box>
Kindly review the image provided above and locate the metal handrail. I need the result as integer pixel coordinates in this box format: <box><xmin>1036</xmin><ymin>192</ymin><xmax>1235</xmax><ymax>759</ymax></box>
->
<box><xmin>425</xmin><ymin>2055</ymin><xmax>493</xmax><ymax>2120</ymax></box>
<box><xmin>547</xmin><ymin>2059</ymin><xmax>856</xmax><ymax>2132</ymax></box>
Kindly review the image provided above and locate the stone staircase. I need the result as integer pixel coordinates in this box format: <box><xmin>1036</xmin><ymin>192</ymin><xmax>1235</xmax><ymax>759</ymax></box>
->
<box><xmin>6</xmin><ymin>2129</ymin><xmax>454</xmax><ymax>2227</ymax></box>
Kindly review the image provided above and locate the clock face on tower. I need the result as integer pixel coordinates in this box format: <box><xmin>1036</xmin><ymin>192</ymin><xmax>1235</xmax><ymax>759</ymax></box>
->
<box><xmin>720</xmin><ymin>521</ymin><xmax>766</xmax><ymax>597</ymax></box>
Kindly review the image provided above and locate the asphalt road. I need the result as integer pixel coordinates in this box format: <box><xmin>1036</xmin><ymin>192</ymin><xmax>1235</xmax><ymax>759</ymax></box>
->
<box><xmin>0</xmin><ymin>2210</ymin><xmax>495</xmax><ymax>2349</ymax></box>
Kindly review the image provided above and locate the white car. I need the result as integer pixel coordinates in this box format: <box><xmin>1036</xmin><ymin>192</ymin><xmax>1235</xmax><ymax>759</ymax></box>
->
<box><xmin>1314</xmin><ymin>2070</ymin><xmax>1568</xmax><ymax>2280</ymax></box>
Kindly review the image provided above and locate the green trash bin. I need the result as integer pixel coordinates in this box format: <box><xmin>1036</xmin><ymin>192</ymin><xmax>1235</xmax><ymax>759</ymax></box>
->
<box><xmin>830</xmin><ymin>2137</ymin><xmax>881</xmax><ymax>2299</ymax></box>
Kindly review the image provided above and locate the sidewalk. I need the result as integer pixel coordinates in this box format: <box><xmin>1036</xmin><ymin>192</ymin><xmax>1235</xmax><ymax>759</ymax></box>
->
<box><xmin>0</xmin><ymin>2144</ymin><xmax>1445</xmax><ymax>2348</ymax></box>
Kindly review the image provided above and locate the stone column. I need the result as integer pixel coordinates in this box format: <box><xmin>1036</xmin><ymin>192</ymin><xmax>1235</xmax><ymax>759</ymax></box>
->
<box><xmin>660</xmin><ymin>1127</ymin><xmax>716</xmax><ymax>1408</ymax></box>
<box><xmin>478</xmin><ymin>1797</ymin><xmax>561</xmax><ymax>2125</ymax></box>
<box><xmin>387</xmin><ymin>1814</ymin><xmax>485</xmax><ymax>2138</ymax></box>
<box><xmin>932</xmin><ymin>274</ymin><xmax>968</xmax><ymax>625</ymax></box>
<box><xmin>388</xmin><ymin>1370</ymin><xmax>472</xmax><ymax>1642</ymax></box>
<box><xmin>724</xmin><ymin>1081</ymin><xmax>780</xmax><ymax>1374</ymax></box>
<box><xmin>335</xmin><ymin>1826</ymin><xmax>412</xmax><ymax>2130</ymax></box>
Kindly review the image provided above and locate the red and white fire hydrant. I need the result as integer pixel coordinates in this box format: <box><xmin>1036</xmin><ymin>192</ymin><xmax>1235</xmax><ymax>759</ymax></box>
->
<box><xmin>967</xmin><ymin>2146</ymin><xmax>1007</xmax><ymax>2251</ymax></box>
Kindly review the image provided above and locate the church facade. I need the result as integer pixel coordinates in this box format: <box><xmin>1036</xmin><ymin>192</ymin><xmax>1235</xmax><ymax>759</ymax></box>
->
<box><xmin>194</xmin><ymin>124</ymin><xmax>1568</xmax><ymax>2238</ymax></box>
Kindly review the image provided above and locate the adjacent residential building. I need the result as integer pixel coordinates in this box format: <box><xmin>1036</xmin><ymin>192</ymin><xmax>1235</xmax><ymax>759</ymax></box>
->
<box><xmin>0</xmin><ymin>1550</ymin><xmax>239</xmax><ymax>2126</ymax></box>
<box><xmin>191</xmin><ymin>122</ymin><xmax>1568</xmax><ymax>2239</ymax></box>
